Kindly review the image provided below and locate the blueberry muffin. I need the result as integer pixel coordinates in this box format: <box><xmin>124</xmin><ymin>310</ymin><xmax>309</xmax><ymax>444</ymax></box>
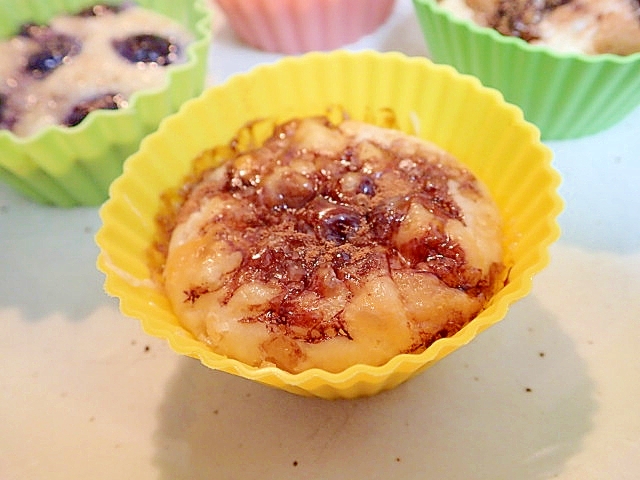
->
<box><xmin>0</xmin><ymin>2</ymin><xmax>193</xmax><ymax>137</ymax></box>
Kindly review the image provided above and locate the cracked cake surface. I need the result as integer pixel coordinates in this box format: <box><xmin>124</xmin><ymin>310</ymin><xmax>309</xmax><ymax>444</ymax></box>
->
<box><xmin>438</xmin><ymin>0</ymin><xmax>640</xmax><ymax>55</ymax></box>
<box><xmin>159</xmin><ymin>116</ymin><xmax>506</xmax><ymax>374</ymax></box>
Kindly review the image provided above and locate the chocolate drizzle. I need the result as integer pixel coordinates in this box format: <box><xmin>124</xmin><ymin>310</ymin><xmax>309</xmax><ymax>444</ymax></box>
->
<box><xmin>167</xmin><ymin>117</ymin><xmax>501</xmax><ymax>344</ymax></box>
<box><xmin>488</xmin><ymin>0</ymin><xmax>573</xmax><ymax>42</ymax></box>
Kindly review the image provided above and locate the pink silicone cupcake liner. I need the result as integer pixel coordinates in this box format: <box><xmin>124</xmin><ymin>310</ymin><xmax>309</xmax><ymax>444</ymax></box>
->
<box><xmin>214</xmin><ymin>0</ymin><xmax>396</xmax><ymax>54</ymax></box>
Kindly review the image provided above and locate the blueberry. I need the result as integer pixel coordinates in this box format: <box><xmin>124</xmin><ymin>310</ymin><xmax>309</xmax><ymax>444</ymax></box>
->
<box><xmin>112</xmin><ymin>34</ymin><xmax>178</xmax><ymax>65</ymax></box>
<box><xmin>76</xmin><ymin>4</ymin><xmax>122</xmax><ymax>17</ymax></box>
<box><xmin>317</xmin><ymin>205</ymin><xmax>361</xmax><ymax>244</ymax></box>
<box><xmin>0</xmin><ymin>93</ymin><xmax>16</xmax><ymax>131</ymax></box>
<box><xmin>63</xmin><ymin>93</ymin><xmax>125</xmax><ymax>127</ymax></box>
<box><xmin>25</xmin><ymin>33</ymin><xmax>81</xmax><ymax>79</ymax></box>
<box><xmin>0</xmin><ymin>93</ymin><xmax>8</xmax><ymax>129</ymax></box>
<box><xmin>357</xmin><ymin>176</ymin><xmax>376</xmax><ymax>196</ymax></box>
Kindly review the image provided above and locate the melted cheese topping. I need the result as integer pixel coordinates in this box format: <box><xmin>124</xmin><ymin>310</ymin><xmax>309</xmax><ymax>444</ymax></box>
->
<box><xmin>162</xmin><ymin>117</ymin><xmax>506</xmax><ymax>373</ymax></box>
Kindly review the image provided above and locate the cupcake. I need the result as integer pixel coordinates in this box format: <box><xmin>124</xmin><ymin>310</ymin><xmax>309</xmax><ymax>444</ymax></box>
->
<box><xmin>96</xmin><ymin>51</ymin><xmax>562</xmax><ymax>399</ymax></box>
<box><xmin>412</xmin><ymin>0</ymin><xmax>640</xmax><ymax>139</ymax></box>
<box><xmin>212</xmin><ymin>0</ymin><xmax>396</xmax><ymax>54</ymax></box>
<box><xmin>0</xmin><ymin>0</ymin><xmax>212</xmax><ymax>206</ymax></box>
<box><xmin>160</xmin><ymin>115</ymin><xmax>507</xmax><ymax>375</ymax></box>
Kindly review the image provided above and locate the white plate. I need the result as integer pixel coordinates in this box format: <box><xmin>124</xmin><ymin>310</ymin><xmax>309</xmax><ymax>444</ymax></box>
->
<box><xmin>1</xmin><ymin>1</ymin><xmax>639</xmax><ymax>478</ymax></box>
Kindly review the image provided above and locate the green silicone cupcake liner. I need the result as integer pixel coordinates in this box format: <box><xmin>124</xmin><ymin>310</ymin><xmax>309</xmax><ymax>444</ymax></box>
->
<box><xmin>0</xmin><ymin>0</ymin><xmax>212</xmax><ymax>206</ymax></box>
<box><xmin>412</xmin><ymin>0</ymin><xmax>640</xmax><ymax>140</ymax></box>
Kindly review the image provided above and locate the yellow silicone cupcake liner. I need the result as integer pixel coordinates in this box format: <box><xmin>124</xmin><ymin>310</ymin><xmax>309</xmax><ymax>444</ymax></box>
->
<box><xmin>0</xmin><ymin>0</ymin><xmax>212</xmax><ymax>206</ymax></box>
<box><xmin>96</xmin><ymin>50</ymin><xmax>562</xmax><ymax>399</ymax></box>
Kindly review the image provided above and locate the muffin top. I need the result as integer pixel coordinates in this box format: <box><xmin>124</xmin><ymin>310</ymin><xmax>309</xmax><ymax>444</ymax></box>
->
<box><xmin>159</xmin><ymin>116</ymin><xmax>506</xmax><ymax>373</ymax></box>
<box><xmin>438</xmin><ymin>0</ymin><xmax>640</xmax><ymax>55</ymax></box>
<box><xmin>0</xmin><ymin>2</ymin><xmax>193</xmax><ymax>137</ymax></box>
